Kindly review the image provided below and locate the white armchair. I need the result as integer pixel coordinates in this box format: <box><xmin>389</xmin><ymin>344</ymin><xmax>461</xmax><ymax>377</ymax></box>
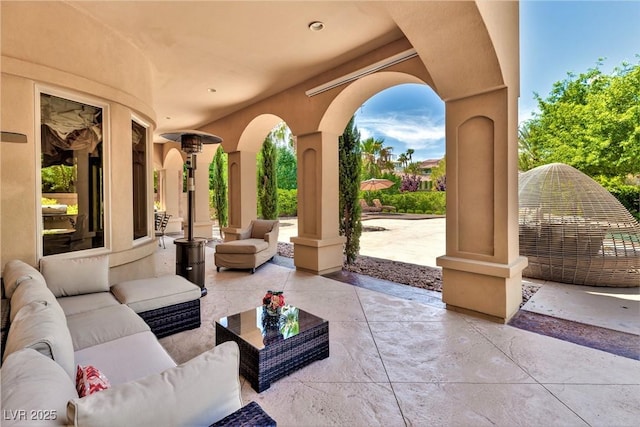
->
<box><xmin>214</xmin><ymin>220</ymin><xmax>279</xmax><ymax>274</ymax></box>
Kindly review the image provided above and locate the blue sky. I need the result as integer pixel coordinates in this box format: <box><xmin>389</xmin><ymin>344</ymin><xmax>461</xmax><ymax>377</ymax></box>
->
<box><xmin>354</xmin><ymin>1</ymin><xmax>640</xmax><ymax>162</ymax></box>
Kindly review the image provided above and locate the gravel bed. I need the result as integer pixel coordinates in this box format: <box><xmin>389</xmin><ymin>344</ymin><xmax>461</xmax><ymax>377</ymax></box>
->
<box><xmin>277</xmin><ymin>241</ymin><xmax>540</xmax><ymax>307</ymax></box>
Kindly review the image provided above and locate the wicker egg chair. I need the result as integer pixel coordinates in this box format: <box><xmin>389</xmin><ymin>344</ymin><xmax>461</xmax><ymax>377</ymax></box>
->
<box><xmin>519</xmin><ymin>163</ymin><xmax>639</xmax><ymax>287</ymax></box>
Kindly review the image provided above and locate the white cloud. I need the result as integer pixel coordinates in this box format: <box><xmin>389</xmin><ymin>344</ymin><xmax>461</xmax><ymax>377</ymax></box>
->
<box><xmin>358</xmin><ymin>126</ymin><xmax>372</xmax><ymax>141</ymax></box>
<box><xmin>356</xmin><ymin>113</ymin><xmax>445</xmax><ymax>152</ymax></box>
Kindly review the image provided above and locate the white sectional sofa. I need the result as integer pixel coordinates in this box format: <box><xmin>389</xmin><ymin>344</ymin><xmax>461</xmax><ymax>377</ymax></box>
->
<box><xmin>0</xmin><ymin>256</ymin><xmax>244</xmax><ymax>426</ymax></box>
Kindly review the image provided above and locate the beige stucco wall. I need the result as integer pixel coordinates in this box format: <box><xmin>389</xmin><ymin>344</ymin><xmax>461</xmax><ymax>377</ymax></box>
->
<box><xmin>1</xmin><ymin>1</ymin><xmax>157</xmax><ymax>270</ymax></box>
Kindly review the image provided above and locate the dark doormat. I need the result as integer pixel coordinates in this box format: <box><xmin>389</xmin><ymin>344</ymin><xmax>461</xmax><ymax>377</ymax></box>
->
<box><xmin>509</xmin><ymin>310</ymin><xmax>639</xmax><ymax>360</ymax></box>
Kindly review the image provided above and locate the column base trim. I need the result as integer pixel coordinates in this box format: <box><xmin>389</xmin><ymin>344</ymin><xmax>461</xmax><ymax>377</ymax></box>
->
<box><xmin>291</xmin><ymin>236</ymin><xmax>346</xmax><ymax>275</ymax></box>
<box><xmin>436</xmin><ymin>255</ymin><xmax>528</xmax><ymax>278</ymax></box>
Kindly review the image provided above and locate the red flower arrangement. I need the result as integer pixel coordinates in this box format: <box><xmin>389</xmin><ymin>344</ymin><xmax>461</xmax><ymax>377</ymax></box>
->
<box><xmin>263</xmin><ymin>290</ymin><xmax>285</xmax><ymax>314</ymax></box>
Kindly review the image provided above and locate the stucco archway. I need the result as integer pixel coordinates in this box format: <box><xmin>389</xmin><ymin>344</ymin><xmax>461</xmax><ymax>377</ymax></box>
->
<box><xmin>318</xmin><ymin>71</ymin><xmax>428</xmax><ymax>136</ymax></box>
<box><xmin>159</xmin><ymin>147</ymin><xmax>185</xmax><ymax>234</ymax></box>
<box><xmin>223</xmin><ymin>114</ymin><xmax>288</xmax><ymax>236</ymax></box>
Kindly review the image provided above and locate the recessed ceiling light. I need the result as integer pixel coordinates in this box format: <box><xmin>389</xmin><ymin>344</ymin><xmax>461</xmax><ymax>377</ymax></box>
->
<box><xmin>207</xmin><ymin>88</ymin><xmax>217</xmax><ymax>93</ymax></box>
<box><xmin>308</xmin><ymin>21</ymin><xmax>325</xmax><ymax>32</ymax></box>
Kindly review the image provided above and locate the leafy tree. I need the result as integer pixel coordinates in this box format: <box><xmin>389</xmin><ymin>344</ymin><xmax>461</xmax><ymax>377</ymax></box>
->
<box><xmin>339</xmin><ymin>116</ymin><xmax>363</xmax><ymax>264</ymax></box>
<box><xmin>400</xmin><ymin>162</ymin><xmax>422</xmax><ymax>192</ymax></box>
<box><xmin>271</xmin><ymin>121</ymin><xmax>296</xmax><ymax>151</ymax></box>
<box><xmin>258</xmin><ymin>134</ymin><xmax>278</xmax><ymax>219</ymax></box>
<box><xmin>276</xmin><ymin>145</ymin><xmax>297</xmax><ymax>190</ymax></box>
<box><xmin>210</xmin><ymin>146</ymin><xmax>228</xmax><ymax>238</ymax></box>
<box><xmin>430</xmin><ymin>156</ymin><xmax>446</xmax><ymax>191</ymax></box>
<box><xmin>520</xmin><ymin>59</ymin><xmax>640</xmax><ymax>178</ymax></box>
<box><xmin>41</xmin><ymin>165</ymin><xmax>75</xmax><ymax>193</ymax></box>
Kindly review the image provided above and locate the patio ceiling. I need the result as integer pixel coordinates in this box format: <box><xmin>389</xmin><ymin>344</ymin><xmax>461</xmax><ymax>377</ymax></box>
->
<box><xmin>67</xmin><ymin>1</ymin><xmax>404</xmax><ymax>140</ymax></box>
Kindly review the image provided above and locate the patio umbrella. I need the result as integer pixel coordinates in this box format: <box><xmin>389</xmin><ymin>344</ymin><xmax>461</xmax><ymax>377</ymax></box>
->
<box><xmin>360</xmin><ymin>178</ymin><xmax>393</xmax><ymax>191</ymax></box>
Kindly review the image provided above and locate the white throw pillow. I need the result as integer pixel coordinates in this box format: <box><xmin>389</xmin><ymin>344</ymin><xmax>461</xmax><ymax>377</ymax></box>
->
<box><xmin>40</xmin><ymin>255</ymin><xmax>109</xmax><ymax>297</ymax></box>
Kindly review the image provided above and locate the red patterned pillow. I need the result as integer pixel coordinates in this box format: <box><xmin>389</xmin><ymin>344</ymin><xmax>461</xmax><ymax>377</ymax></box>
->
<box><xmin>75</xmin><ymin>365</ymin><xmax>111</xmax><ymax>397</ymax></box>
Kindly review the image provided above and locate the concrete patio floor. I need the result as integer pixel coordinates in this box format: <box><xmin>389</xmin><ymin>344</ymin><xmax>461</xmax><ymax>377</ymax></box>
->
<box><xmin>279</xmin><ymin>217</ymin><xmax>640</xmax><ymax>336</ymax></box>
<box><xmin>153</xmin><ymin>236</ymin><xmax>639</xmax><ymax>426</ymax></box>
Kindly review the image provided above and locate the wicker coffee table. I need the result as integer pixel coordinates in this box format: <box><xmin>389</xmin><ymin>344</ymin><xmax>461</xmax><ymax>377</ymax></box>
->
<box><xmin>215</xmin><ymin>306</ymin><xmax>329</xmax><ymax>392</ymax></box>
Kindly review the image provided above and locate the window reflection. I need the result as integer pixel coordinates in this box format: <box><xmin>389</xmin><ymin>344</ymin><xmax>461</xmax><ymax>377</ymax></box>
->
<box><xmin>41</xmin><ymin>93</ymin><xmax>104</xmax><ymax>256</ymax></box>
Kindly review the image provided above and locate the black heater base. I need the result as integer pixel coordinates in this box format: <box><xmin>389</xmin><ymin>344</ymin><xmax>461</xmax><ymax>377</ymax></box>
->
<box><xmin>174</xmin><ymin>237</ymin><xmax>207</xmax><ymax>296</ymax></box>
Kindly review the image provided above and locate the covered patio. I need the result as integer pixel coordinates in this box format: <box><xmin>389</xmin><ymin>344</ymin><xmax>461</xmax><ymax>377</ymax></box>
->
<box><xmin>3</xmin><ymin>0</ymin><xmax>525</xmax><ymax>323</ymax></box>
<box><xmin>152</xmin><ymin>239</ymin><xmax>639</xmax><ymax>426</ymax></box>
<box><xmin>2</xmin><ymin>2</ymin><xmax>638</xmax><ymax>424</ymax></box>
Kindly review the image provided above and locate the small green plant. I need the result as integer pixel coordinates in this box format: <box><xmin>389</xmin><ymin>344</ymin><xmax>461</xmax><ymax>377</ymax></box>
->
<box><xmin>66</xmin><ymin>204</ymin><xmax>78</xmax><ymax>214</ymax></box>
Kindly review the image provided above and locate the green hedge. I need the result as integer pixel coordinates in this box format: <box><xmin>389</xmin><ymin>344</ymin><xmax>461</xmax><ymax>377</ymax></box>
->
<box><xmin>277</xmin><ymin>189</ymin><xmax>298</xmax><ymax>217</ymax></box>
<box><xmin>377</xmin><ymin>192</ymin><xmax>446</xmax><ymax>214</ymax></box>
<box><xmin>276</xmin><ymin>189</ymin><xmax>446</xmax><ymax>216</ymax></box>
<box><xmin>218</xmin><ymin>188</ymin><xmax>447</xmax><ymax>218</ymax></box>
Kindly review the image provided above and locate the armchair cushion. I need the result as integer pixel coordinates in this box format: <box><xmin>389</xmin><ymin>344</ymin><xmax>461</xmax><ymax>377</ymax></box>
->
<box><xmin>215</xmin><ymin>239</ymin><xmax>269</xmax><ymax>254</ymax></box>
<box><xmin>250</xmin><ymin>219</ymin><xmax>276</xmax><ymax>239</ymax></box>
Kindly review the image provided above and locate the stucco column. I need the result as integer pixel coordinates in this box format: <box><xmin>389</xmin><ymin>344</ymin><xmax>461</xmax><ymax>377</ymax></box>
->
<box><xmin>163</xmin><ymin>166</ymin><xmax>183</xmax><ymax>234</ymax></box>
<box><xmin>291</xmin><ymin>131</ymin><xmax>345</xmax><ymax>274</ymax></box>
<box><xmin>222</xmin><ymin>150</ymin><xmax>257</xmax><ymax>241</ymax></box>
<box><xmin>189</xmin><ymin>150</ymin><xmax>215</xmax><ymax>239</ymax></box>
<box><xmin>436</xmin><ymin>87</ymin><xmax>527</xmax><ymax>323</ymax></box>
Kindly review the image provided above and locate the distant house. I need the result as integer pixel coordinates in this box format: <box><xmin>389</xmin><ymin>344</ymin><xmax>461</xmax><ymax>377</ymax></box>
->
<box><xmin>415</xmin><ymin>159</ymin><xmax>442</xmax><ymax>190</ymax></box>
<box><xmin>418</xmin><ymin>158</ymin><xmax>442</xmax><ymax>175</ymax></box>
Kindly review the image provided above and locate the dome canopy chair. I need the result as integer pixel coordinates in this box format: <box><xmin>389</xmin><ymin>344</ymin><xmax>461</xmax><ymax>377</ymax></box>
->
<box><xmin>519</xmin><ymin>163</ymin><xmax>639</xmax><ymax>287</ymax></box>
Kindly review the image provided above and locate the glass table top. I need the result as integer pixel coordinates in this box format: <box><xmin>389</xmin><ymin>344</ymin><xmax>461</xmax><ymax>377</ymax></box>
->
<box><xmin>217</xmin><ymin>305</ymin><xmax>326</xmax><ymax>350</ymax></box>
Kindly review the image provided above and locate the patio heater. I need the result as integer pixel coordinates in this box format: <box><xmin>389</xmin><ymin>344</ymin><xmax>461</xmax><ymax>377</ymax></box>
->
<box><xmin>160</xmin><ymin>130</ymin><xmax>222</xmax><ymax>297</ymax></box>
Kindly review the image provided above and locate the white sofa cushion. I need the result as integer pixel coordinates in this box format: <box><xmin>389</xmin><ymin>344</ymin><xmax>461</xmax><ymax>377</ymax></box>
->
<box><xmin>3</xmin><ymin>301</ymin><xmax>75</xmax><ymax>380</ymax></box>
<box><xmin>1</xmin><ymin>348</ymin><xmax>77</xmax><ymax>426</ymax></box>
<box><xmin>57</xmin><ymin>292</ymin><xmax>120</xmax><ymax>317</ymax></box>
<box><xmin>2</xmin><ymin>259</ymin><xmax>47</xmax><ymax>299</ymax></box>
<box><xmin>9</xmin><ymin>278</ymin><xmax>57</xmax><ymax>322</ymax></box>
<box><xmin>40</xmin><ymin>255</ymin><xmax>109</xmax><ymax>297</ymax></box>
<box><xmin>66</xmin><ymin>305</ymin><xmax>150</xmax><ymax>351</ymax></box>
<box><xmin>110</xmin><ymin>275</ymin><xmax>200</xmax><ymax>313</ymax></box>
<box><xmin>67</xmin><ymin>341</ymin><xmax>243</xmax><ymax>427</ymax></box>
<box><xmin>73</xmin><ymin>331</ymin><xmax>176</xmax><ymax>386</ymax></box>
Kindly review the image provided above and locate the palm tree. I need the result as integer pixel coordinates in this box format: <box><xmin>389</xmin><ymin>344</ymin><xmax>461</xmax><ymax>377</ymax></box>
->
<box><xmin>378</xmin><ymin>146</ymin><xmax>394</xmax><ymax>172</ymax></box>
<box><xmin>360</xmin><ymin>137</ymin><xmax>384</xmax><ymax>178</ymax></box>
<box><xmin>397</xmin><ymin>153</ymin><xmax>409</xmax><ymax>169</ymax></box>
<box><xmin>406</xmin><ymin>148</ymin><xmax>414</xmax><ymax>162</ymax></box>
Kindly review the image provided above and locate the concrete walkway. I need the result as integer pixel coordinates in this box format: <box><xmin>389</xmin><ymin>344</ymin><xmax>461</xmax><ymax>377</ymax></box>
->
<box><xmin>279</xmin><ymin>216</ymin><xmax>446</xmax><ymax>268</ymax></box>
